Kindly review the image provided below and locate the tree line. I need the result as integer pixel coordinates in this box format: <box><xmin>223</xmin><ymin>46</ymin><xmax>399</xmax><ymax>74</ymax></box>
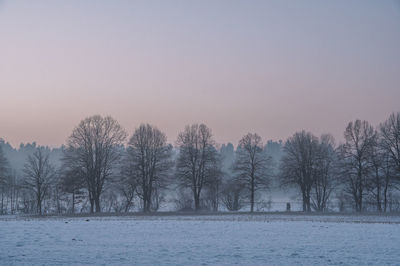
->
<box><xmin>0</xmin><ymin>112</ymin><xmax>399</xmax><ymax>215</ymax></box>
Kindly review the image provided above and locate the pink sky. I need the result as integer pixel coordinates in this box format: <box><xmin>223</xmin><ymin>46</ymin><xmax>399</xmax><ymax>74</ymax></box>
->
<box><xmin>1</xmin><ymin>1</ymin><xmax>399</xmax><ymax>147</ymax></box>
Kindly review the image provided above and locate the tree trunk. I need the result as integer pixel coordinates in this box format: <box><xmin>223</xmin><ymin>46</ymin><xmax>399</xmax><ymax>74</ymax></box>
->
<box><xmin>38</xmin><ymin>198</ymin><xmax>42</xmax><ymax>215</ymax></box>
<box><xmin>194</xmin><ymin>193</ymin><xmax>200</xmax><ymax>211</ymax></box>
<box><xmin>250</xmin><ymin>174</ymin><xmax>255</xmax><ymax>213</ymax></box>
<box><xmin>376</xmin><ymin>169</ymin><xmax>382</xmax><ymax>212</ymax></box>
<box><xmin>72</xmin><ymin>191</ymin><xmax>75</xmax><ymax>214</ymax></box>
<box><xmin>357</xmin><ymin>193</ymin><xmax>362</xmax><ymax>212</ymax></box>
<box><xmin>95</xmin><ymin>196</ymin><xmax>101</xmax><ymax>213</ymax></box>
<box><xmin>145</xmin><ymin>191</ymin><xmax>152</xmax><ymax>212</ymax></box>
<box><xmin>1</xmin><ymin>190</ymin><xmax>4</xmax><ymax>215</ymax></box>
<box><xmin>89</xmin><ymin>198</ymin><xmax>94</xmax><ymax>213</ymax></box>
<box><xmin>383</xmin><ymin>182</ymin><xmax>389</xmax><ymax>213</ymax></box>
<box><xmin>377</xmin><ymin>186</ymin><xmax>382</xmax><ymax>212</ymax></box>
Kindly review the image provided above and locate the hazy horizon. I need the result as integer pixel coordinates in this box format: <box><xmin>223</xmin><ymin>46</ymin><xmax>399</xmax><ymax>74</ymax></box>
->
<box><xmin>1</xmin><ymin>1</ymin><xmax>399</xmax><ymax>147</ymax></box>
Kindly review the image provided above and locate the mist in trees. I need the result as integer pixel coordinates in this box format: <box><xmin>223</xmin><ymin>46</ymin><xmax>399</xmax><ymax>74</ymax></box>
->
<box><xmin>0</xmin><ymin>111</ymin><xmax>399</xmax><ymax>215</ymax></box>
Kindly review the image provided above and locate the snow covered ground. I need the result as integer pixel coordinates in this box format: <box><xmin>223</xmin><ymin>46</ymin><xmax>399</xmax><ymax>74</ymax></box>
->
<box><xmin>1</xmin><ymin>214</ymin><xmax>400</xmax><ymax>265</ymax></box>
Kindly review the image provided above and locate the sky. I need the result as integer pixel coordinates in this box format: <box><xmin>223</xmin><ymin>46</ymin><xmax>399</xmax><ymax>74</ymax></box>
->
<box><xmin>0</xmin><ymin>0</ymin><xmax>399</xmax><ymax>148</ymax></box>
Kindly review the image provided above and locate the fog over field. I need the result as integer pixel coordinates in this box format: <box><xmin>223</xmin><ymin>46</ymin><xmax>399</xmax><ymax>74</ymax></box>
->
<box><xmin>1</xmin><ymin>0</ymin><xmax>400</xmax><ymax>265</ymax></box>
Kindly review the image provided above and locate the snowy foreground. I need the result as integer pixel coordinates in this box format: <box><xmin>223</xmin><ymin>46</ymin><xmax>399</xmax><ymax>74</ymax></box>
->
<box><xmin>1</xmin><ymin>214</ymin><xmax>400</xmax><ymax>265</ymax></box>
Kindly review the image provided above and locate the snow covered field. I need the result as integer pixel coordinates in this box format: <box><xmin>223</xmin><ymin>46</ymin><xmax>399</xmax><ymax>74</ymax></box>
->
<box><xmin>1</xmin><ymin>214</ymin><xmax>400</xmax><ymax>265</ymax></box>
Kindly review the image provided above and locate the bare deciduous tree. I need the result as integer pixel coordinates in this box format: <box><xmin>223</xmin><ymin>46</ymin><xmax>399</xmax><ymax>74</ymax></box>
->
<box><xmin>380</xmin><ymin>153</ymin><xmax>396</xmax><ymax>212</ymax></box>
<box><xmin>125</xmin><ymin>124</ymin><xmax>173</xmax><ymax>212</ymax></box>
<box><xmin>0</xmin><ymin>146</ymin><xmax>8</xmax><ymax>182</ymax></box>
<box><xmin>23</xmin><ymin>147</ymin><xmax>56</xmax><ymax>215</ymax></box>
<box><xmin>116</xmin><ymin>164</ymin><xmax>138</xmax><ymax>212</ymax></box>
<box><xmin>233</xmin><ymin>133</ymin><xmax>272</xmax><ymax>212</ymax></box>
<box><xmin>311</xmin><ymin>134</ymin><xmax>336</xmax><ymax>212</ymax></box>
<box><xmin>337</xmin><ymin>120</ymin><xmax>377</xmax><ymax>212</ymax></box>
<box><xmin>280</xmin><ymin>131</ymin><xmax>320</xmax><ymax>212</ymax></box>
<box><xmin>0</xmin><ymin>146</ymin><xmax>10</xmax><ymax>214</ymax></box>
<box><xmin>63</xmin><ymin>115</ymin><xmax>127</xmax><ymax>213</ymax></box>
<box><xmin>203</xmin><ymin>167</ymin><xmax>222</xmax><ymax>211</ymax></box>
<box><xmin>176</xmin><ymin>124</ymin><xmax>220</xmax><ymax>211</ymax></box>
<box><xmin>380</xmin><ymin>112</ymin><xmax>400</xmax><ymax>174</ymax></box>
<box><xmin>221</xmin><ymin>179</ymin><xmax>244</xmax><ymax>211</ymax></box>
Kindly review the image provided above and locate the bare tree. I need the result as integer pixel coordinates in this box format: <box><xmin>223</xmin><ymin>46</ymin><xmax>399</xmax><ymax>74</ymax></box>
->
<box><xmin>280</xmin><ymin>131</ymin><xmax>320</xmax><ymax>212</ymax></box>
<box><xmin>233</xmin><ymin>133</ymin><xmax>272</xmax><ymax>212</ymax></box>
<box><xmin>380</xmin><ymin>152</ymin><xmax>396</xmax><ymax>212</ymax></box>
<box><xmin>203</xmin><ymin>167</ymin><xmax>223</xmax><ymax>211</ymax></box>
<box><xmin>176</xmin><ymin>124</ymin><xmax>220</xmax><ymax>211</ymax></box>
<box><xmin>23</xmin><ymin>147</ymin><xmax>56</xmax><ymax>215</ymax></box>
<box><xmin>125</xmin><ymin>124</ymin><xmax>173</xmax><ymax>212</ymax></box>
<box><xmin>116</xmin><ymin>163</ymin><xmax>138</xmax><ymax>212</ymax></box>
<box><xmin>0</xmin><ymin>146</ymin><xmax>8</xmax><ymax>182</ymax></box>
<box><xmin>63</xmin><ymin>115</ymin><xmax>127</xmax><ymax>213</ymax></box>
<box><xmin>380</xmin><ymin>112</ymin><xmax>400</xmax><ymax>174</ymax></box>
<box><xmin>311</xmin><ymin>134</ymin><xmax>336</xmax><ymax>212</ymax></box>
<box><xmin>367</xmin><ymin>142</ymin><xmax>386</xmax><ymax>212</ymax></box>
<box><xmin>337</xmin><ymin>120</ymin><xmax>377</xmax><ymax>212</ymax></box>
<box><xmin>0</xmin><ymin>146</ymin><xmax>10</xmax><ymax>214</ymax></box>
<box><xmin>221</xmin><ymin>179</ymin><xmax>244</xmax><ymax>211</ymax></box>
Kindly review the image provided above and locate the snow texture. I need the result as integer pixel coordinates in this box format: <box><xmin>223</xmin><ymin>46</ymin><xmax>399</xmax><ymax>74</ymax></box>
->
<box><xmin>1</xmin><ymin>214</ymin><xmax>400</xmax><ymax>265</ymax></box>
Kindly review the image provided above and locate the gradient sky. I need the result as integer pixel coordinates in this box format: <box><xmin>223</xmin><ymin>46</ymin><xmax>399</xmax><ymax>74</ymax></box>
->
<box><xmin>1</xmin><ymin>0</ymin><xmax>399</xmax><ymax>147</ymax></box>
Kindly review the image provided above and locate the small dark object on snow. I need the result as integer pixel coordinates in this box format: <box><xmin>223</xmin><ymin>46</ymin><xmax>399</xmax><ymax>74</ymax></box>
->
<box><xmin>86</xmin><ymin>219</ymin><xmax>90</xmax><ymax>222</ymax></box>
<box><xmin>286</xmin><ymin>202</ymin><xmax>291</xmax><ymax>212</ymax></box>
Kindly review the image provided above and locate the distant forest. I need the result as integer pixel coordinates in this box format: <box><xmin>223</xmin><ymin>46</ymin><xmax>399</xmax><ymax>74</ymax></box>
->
<box><xmin>0</xmin><ymin>112</ymin><xmax>399</xmax><ymax>215</ymax></box>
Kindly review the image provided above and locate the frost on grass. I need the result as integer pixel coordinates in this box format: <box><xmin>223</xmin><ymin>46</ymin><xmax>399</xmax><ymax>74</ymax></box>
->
<box><xmin>1</xmin><ymin>215</ymin><xmax>400</xmax><ymax>265</ymax></box>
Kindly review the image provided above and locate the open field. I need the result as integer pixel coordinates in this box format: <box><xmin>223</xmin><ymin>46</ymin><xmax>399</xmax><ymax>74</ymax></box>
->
<box><xmin>1</xmin><ymin>213</ymin><xmax>400</xmax><ymax>265</ymax></box>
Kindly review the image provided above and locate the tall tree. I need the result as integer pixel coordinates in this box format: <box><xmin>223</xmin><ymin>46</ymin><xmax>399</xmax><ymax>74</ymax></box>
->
<box><xmin>311</xmin><ymin>134</ymin><xmax>336</xmax><ymax>212</ymax></box>
<box><xmin>176</xmin><ymin>124</ymin><xmax>220</xmax><ymax>211</ymax></box>
<box><xmin>23</xmin><ymin>147</ymin><xmax>56</xmax><ymax>215</ymax></box>
<box><xmin>380</xmin><ymin>152</ymin><xmax>396</xmax><ymax>212</ymax></box>
<box><xmin>337</xmin><ymin>120</ymin><xmax>377</xmax><ymax>212</ymax></box>
<box><xmin>0</xmin><ymin>146</ymin><xmax>8</xmax><ymax>181</ymax></box>
<box><xmin>380</xmin><ymin>112</ymin><xmax>400</xmax><ymax>174</ymax></box>
<box><xmin>0</xmin><ymin>146</ymin><xmax>10</xmax><ymax>214</ymax></box>
<box><xmin>280</xmin><ymin>131</ymin><xmax>320</xmax><ymax>212</ymax></box>
<box><xmin>125</xmin><ymin>124</ymin><xmax>173</xmax><ymax>212</ymax></box>
<box><xmin>63</xmin><ymin>115</ymin><xmax>127</xmax><ymax>213</ymax></box>
<box><xmin>368</xmin><ymin>142</ymin><xmax>386</xmax><ymax>212</ymax></box>
<box><xmin>233</xmin><ymin>133</ymin><xmax>272</xmax><ymax>212</ymax></box>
